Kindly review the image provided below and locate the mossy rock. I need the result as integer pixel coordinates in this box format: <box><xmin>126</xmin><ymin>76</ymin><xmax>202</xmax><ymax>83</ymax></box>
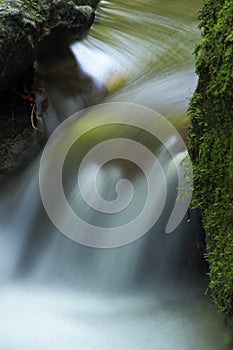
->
<box><xmin>188</xmin><ymin>0</ymin><xmax>233</xmax><ymax>318</ymax></box>
<box><xmin>0</xmin><ymin>0</ymin><xmax>99</xmax><ymax>91</ymax></box>
<box><xmin>0</xmin><ymin>0</ymin><xmax>99</xmax><ymax>177</ymax></box>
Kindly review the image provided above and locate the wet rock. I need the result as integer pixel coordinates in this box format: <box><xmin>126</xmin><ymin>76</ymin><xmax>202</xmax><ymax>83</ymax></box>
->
<box><xmin>0</xmin><ymin>0</ymin><xmax>99</xmax><ymax>91</ymax></box>
<box><xmin>0</xmin><ymin>91</ymin><xmax>45</xmax><ymax>179</ymax></box>
<box><xmin>0</xmin><ymin>0</ymin><xmax>99</xmax><ymax>178</ymax></box>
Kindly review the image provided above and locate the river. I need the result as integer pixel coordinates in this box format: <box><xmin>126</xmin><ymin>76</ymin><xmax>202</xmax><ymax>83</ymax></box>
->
<box><xmin>0</xmin><ymin>1</ymin><xmax>233</xmax><ymax>349</ymax></box>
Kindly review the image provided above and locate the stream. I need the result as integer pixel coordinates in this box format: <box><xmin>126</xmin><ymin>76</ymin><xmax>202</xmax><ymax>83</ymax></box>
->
<box><xmin>0</xmin><ymin>1</ymin><xmax>233</xmax><ymax>349</ymax></box>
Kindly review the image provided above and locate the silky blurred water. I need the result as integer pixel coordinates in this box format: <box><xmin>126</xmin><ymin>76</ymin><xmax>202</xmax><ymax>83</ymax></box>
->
<box><xmin>0</xmin><ymin>1</ymin><xmax>233</xmax><ymax>349</ymax></box>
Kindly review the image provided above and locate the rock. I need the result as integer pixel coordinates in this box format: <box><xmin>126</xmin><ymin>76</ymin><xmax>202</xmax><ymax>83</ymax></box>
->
<box><xmin>0</xmin><ymin>0</ymin><xmax>99</xmax><ymax>91</ymax></box>
<box><xmin>0</xmin><ymin>94</ymin><xmax>45</xmax><ymax>178</ymax></box>
<box><xmin>188</xmin><ymin>0</ymin><xmax>233</xmax><ymax>318</ymax></box>
<box><xmin>0</xmin><ymin>0</ymin><xmax>100</xmax><ymax>178</ymax></box>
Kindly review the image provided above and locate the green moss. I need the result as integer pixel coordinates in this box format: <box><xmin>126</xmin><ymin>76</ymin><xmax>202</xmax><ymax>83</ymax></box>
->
<box><xmin>189</xmin><ymin>0</ymin><xmax>233</xmax><ymax>318</ymax></box>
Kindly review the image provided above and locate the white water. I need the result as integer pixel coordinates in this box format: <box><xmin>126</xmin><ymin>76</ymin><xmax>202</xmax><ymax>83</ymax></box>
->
<box><xmin>1</xmin><ymin>285</ymin><xmax>232</xmax><ymax>350</ymax></box>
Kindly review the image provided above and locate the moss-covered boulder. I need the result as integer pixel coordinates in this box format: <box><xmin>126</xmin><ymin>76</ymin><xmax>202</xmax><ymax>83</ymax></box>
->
<box><xmin>0</xmin><ymin>0</ymin><xmax>99</xmax><ymax>178</ymax></box>
<box><xmin>0</xmin><ymin>0</ymin><xmax>99</xmax><ymax>91</ymax></box>
<box><xmin>189</xmin><ymin>0</ymin><xmax>233</xmax><ymax>318</ymax></box>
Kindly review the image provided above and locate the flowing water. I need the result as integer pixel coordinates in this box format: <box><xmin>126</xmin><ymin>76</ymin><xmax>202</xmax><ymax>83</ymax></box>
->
<box><xmin>1</xmin><ymin>1</ymin><xmax>233</xmax><ymax>349</ymax></box>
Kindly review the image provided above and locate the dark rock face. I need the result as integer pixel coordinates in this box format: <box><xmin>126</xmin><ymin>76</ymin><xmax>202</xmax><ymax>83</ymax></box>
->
<box><xmin>0</xmin><ymin>0</ymin><xmax>100</xmax><ymax>178</ymax></box>
<box><xmin>0</xmin><ymin>123</ymin><xmax>45</xmax><ymax>180</ymax></box>
<box><xmin>0</xmin><ymin>91</ymin><xmax>45</xmax><ymax>178</ymax></box>
<box><xmin>0</xmin><ymin>0</ymin><xmax>99</xmax><ymax>91</ymax></box>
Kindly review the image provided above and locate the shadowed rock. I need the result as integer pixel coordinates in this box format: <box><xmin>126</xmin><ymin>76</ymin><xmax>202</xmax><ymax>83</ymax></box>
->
<box><xmin>0</xmin><ymin>0</ymin><xmax>100</xmax><ymax>178</ymax></box>
<box><xmin>0</xmin><ymin>0</ymin><xmax>99</xmax><ymax>91</ymax></box>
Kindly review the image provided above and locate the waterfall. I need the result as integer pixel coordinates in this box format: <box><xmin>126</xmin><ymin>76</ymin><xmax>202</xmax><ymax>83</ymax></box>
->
<box><xmin>0</xmin><ymin>1</ymin><xmax>232</xmax><ymax>349</ymax></box>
